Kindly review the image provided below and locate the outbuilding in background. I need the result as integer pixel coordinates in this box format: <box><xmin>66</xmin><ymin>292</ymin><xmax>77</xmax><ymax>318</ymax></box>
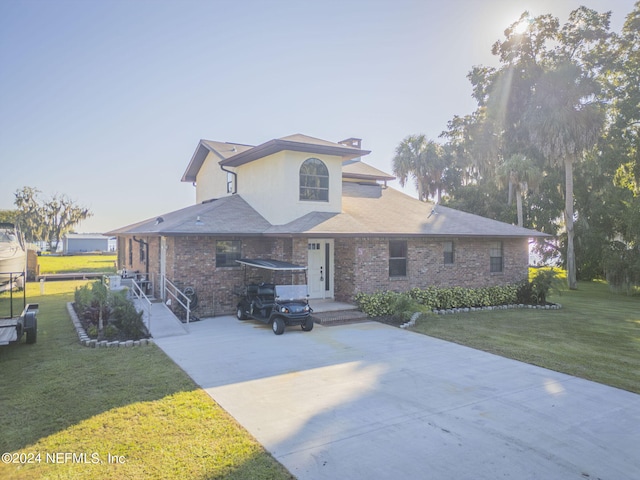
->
<box><xmin>62</xmin><ymin>234</ymin><xmax>115</xmax><ymax>254</ymax></box>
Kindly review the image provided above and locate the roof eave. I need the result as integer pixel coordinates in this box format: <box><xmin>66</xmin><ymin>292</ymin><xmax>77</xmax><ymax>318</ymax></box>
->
<box><xmin>181</xmin><ymin>140</ymin><xmax>215</xmax><ymax>183</ymax></box>
<box><xmin>261</xmin><ymin>230</ymin><xmax>551</xmax><ymax>238</ymax></box>
<box><xmin>343</xmin><ymin>173</ymin><xmax>396</xmax><ymax>182</ymax></box>
<box><xmin>220</xmin><ymin>139</ymin><xmax>370</xmax><ymax>167</ymax></box>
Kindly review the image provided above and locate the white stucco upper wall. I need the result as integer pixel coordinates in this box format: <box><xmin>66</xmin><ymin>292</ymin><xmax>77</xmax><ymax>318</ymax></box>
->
<box><xmin>195</xmin><ymin>152</ymin><xmax>231</xmax><ymax>203</ymax></box>
<box><xmin>236</xmin><ymin>151</ymin><xmax>343</xmax><ymax>225</ymax></box>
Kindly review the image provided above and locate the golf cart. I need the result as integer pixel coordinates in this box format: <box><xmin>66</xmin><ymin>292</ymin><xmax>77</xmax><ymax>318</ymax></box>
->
<box><xmin>234</xmin><ymin>259</ymin><xmax>314</xmax><ymax>335</ymax></box>
<box><xmin>0</xmin><ymin>271</ymin><xmax>38</xmax><ymax>346</ymax></box>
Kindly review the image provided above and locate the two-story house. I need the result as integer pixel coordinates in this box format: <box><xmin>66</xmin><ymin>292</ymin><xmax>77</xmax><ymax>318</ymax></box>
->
<box><xmin>109</xmin><ymin>134</ymin><xmax>547</xmax><ymax>316</ymax></box>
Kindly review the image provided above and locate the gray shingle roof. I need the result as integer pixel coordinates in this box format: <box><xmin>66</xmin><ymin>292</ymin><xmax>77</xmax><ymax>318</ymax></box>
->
<box><xmin>267</xmin><ymin>183</ymin><xmax>547</xmax><ymax>237</ymax></box>
<box><xmin>107</xmin><ymin>195</ymin><xmax>271</xmax><ymax>236</ymax></box>
<box><xmin>342</xmin><ymin>159</ymin><xmax>396</xmax><ymax>182</ymax></box>
<box><xmin>108</xmin><ymin>183</ymin><xmax>548</xmax><ymax>238</ymax></box>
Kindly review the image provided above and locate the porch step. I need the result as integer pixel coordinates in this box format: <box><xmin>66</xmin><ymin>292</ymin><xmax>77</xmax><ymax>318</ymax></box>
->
<box><xmin>312</xmin><ymin>309</ymin><xmax>370</xmax><ymax>326</ymax></box>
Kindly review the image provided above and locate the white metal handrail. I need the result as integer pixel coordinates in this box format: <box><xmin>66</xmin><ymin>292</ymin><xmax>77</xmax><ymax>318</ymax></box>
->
<box><xmin>162</xmin><ymin>275</ymin><xmax>191</xmax><ymax>328</ymax></box>
<box><xmin>131</xmin><ymin>279</ymin><xmax>152</xmax><ymax>331</ymax></box>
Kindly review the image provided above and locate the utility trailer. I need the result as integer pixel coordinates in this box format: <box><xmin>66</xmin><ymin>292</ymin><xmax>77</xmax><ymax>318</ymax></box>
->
<box><xmin>234</xmin><ymin>259</ymin><xmax>314</xmax><ymax>335</ymax></box>
<box><xmin>0</xmin><ymin>271</ymin><xmax>38</xmax><ymax>346</ymax></box>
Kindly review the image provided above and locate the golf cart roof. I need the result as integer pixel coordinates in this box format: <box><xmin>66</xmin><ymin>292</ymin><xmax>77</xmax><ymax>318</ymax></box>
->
<box><xmin>236</xmin><ymin>258</ymin><xmax>308</xmax><ymax>271</ymax></box>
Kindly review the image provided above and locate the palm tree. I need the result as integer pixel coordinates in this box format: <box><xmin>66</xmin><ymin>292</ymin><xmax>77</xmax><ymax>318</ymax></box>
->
<box><xmin>423</xmin><ymin>141</ymin><xmax>448</xmax><ymax>203</ymax></box>
<box><xmin>393</xmin><ymin>135</ymin><xmax>428</xmax><ymax>201</ymax></box>
<box><xmin>526</xmin><ymin>61</ymin><xmax>605</xmax><ymax>289</ymax></box>
<box><xmin>497</xmin><ymin>154</ymin><xmax>543</xmax><ymax>227</ymax></box>
<box><xmin>392</xmin><ymin>135</ymin><xmax>447</xmax><ymax>202</ymax></box>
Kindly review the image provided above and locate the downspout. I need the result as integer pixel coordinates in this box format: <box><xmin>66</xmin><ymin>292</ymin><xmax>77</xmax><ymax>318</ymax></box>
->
<box><xmin>220</xmin><ymin>164</ymin><xmax>237</xmax><ymax>194</ymax></box>
<box><xmin>132</xmin><ymin>236</ymin><xmax>149</xmax><ymax>277</ymax></box>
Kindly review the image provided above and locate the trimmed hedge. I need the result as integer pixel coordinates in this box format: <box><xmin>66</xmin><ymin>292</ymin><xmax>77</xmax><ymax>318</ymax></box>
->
<box><xmin>408</xmin><ymin>285</ymin><xmax>519</xmax><ymax>310</ymax></box>
<box><xmin>355</xmin><ymin>272</ymin><xmax>558</xmax><ymax>318</ymax></box>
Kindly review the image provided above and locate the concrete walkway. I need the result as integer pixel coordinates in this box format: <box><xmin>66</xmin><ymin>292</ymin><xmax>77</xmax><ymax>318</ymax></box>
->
<box><xmin>133</xmin><ymin>299</ymin><xmax>189</xmax><ymax>338</ymax></box>
<box><xmin>154</xmin><ymin>316</ymin><xmax>640</xmax><ymax>480</ymax></box>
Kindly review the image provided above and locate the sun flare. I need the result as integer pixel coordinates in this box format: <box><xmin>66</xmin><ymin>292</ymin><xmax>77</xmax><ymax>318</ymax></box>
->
<box><xmin>513</xmin><ymin>19</ymin><xmax>529</xmax><ymax>34</ymax></box>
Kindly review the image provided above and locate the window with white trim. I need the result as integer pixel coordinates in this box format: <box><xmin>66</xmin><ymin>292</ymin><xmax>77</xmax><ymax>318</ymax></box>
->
<box><xmin>216</xmin><ymin>240</ymin><xmax>241</xmax><ymax>267</ymax></box>
<box><xmin>389</xmin><ymin>240</ymin><xmax>407</xmax><ymax>277</ymax></box>
<box><xmin>490</xmin><ymin>241</ymin><xmax>503</xmax><ymax>273</ymax></box>
<box><xmin>443</xmin><ymin>241</ymin><xmax>454</xmax><ymax>265</ymax></box>
<box><xmin>300</xmin><ymin>158</ymin><xmax>329</xmax><ymax>201</ymax></box>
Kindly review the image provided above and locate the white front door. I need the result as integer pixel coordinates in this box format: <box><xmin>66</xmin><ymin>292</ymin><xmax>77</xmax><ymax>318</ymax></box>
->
<box><xmin>307</xmin><ymin>239</ymin><xmax>334</xmax><ymax>299</ymax></box>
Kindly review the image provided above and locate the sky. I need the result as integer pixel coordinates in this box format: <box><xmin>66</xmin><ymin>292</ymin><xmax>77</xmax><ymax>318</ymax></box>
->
<box><xmin>0</xmin><ymin>0</ymin><xmax>636</xmax><ymax>233</ymax></box>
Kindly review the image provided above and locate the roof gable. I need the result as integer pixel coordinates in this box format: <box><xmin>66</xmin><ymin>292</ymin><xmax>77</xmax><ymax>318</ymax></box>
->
<box><xmin>219</xmin><ymin>134</ymin><xmax>370</xmax><ymax>168</ymax></box>
<box><xmin>182</xmin><ymin>140</ymin><xmax>254</xmax><ymax>183</ymax></box>
<box><xmin>182</xmin><ymin>134</ymin><xmax>373</xmax><ymax>183</ymax></box>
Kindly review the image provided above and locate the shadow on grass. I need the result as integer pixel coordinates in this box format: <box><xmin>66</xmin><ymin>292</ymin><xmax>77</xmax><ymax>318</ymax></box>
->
<box><xmin>0</xmin><ymin>281</ymin><xmax>292</xmax><ymax>479</ymax></box>
<box><xmin>0</xmin><ymin>287</ymin><xmax>196</xmax><ymax>453</ymax></box>
<box><xmin>1</xmin><ymin>388</ymin><xmax>292</xmax><ymax>480</ymax></box>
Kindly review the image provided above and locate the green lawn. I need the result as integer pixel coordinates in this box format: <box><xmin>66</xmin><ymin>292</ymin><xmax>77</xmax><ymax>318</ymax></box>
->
<box><xmin>37</xmin><ymin>254</ymin><xmax>118</xmax><ymax>274</ymax></box>
<box><xmin>0</xmin><ymin>281</ymin><xmax>292</xmax><ymax>480</ymax></box>
<box><xmin>411</xmin><ymin>280</ymin><xmax>640</xmax><ymax>394</ymax></box>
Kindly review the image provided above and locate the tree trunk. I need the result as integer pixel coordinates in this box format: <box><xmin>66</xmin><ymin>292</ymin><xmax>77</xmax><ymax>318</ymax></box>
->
<box><xmin>564</xmin><ymin>157</ymin><xmax>577</xmax><ymax>289</ymax></box>
<box><xmin>508</xmin><ymin>179</ymin><xmax>514</xmax><ymax>206</ymax></box>
<box><xmin>515</xmin><ymin>185</ymin><xmax>523</xmax><ymax>227</ymax></box>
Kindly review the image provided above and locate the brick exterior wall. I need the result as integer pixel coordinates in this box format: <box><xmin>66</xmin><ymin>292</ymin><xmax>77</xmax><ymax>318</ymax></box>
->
<box><xmin>118</xmin><ymin>235</ymin><xmax>310</xmax><ymax>317</ymax></box>
<box><xmin>333</xmin><ymin>237</ymin><xmax>529</xmax><ymax>302</ymax></box>
<box><xmin>118</xmin><ymin>234</ymin><xmax>529</xmax><ymax>316</ymax></box>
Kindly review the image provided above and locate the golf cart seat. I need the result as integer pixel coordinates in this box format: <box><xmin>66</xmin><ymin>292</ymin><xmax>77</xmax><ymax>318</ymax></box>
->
<box><xmin>249</xmin><ymin>283</ymin><xmax>275</xmax><ymax>309</ymax></box>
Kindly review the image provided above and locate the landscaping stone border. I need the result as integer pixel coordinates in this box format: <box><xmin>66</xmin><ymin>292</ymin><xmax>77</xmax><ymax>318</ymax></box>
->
<box><xmin>400</xmin><ymin>311</ymin><xmax>422</xmax><ymax>329</ymax></box>
<box><xmin>399</xmin><ymin>303</ymin><xmax>562</xmax><ymax>329</ymax></box>
<box><xmin>66</xmin><ymin>302</ymin><xmax>154</xmax><ymax>348</ymax></box>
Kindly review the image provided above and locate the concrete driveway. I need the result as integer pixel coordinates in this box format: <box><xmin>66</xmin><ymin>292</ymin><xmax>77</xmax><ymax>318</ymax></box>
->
<box><xmin>155</xmin><ymin>317</ymin><xmax>639</xmax><ymax>480</ymax></box>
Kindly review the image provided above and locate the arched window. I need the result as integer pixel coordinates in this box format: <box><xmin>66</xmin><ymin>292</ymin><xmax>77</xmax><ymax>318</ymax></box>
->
<box><xmin>300</xmin><ymin>158</ymin><xmax>329</xmax><ymax>201</ymax></box>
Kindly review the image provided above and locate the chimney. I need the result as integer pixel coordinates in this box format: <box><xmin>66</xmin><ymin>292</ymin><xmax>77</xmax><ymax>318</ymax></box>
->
<box><xmin>338</xmin><ymin>137</ymin><xmax>362</xmax><ymax>149</ymax></box>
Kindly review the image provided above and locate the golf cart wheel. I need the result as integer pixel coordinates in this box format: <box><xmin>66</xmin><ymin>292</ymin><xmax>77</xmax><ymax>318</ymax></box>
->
<box><xmin>26</xmin><ymin>318</ymin><xmax>37</xmax><ymax>344</ymax></box>
<box><xmin>301</xmin><ymin>317</ymin><xmax>314</xmax><ymax>332</ymax></box>
<box><xmin>272</xmin><ymin>317</ymin><xmax>285</xmax><ymax>335</ymax></box>
<box><xmin>236</xmin><ymin>305</ymin><xmax>248</xmax><ymax>320</ymax></box>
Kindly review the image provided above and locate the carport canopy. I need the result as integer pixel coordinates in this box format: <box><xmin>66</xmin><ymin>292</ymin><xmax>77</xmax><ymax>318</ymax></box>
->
<box><xmin>236</xmin><ymin>258</ymin><xmax>308</xmax><ymax>271</ymax></box>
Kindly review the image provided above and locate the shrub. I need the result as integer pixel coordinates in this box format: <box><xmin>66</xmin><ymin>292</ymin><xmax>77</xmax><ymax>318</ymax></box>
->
<box><xmin>73</xmin><ymin>281</ymin><xmax>148</xmax><ymax>341</ymax></box>
<box><xmin>390</xmin><ymin>293</ymin><xmax>426</xmax><ymax>323</ymax></box>
<box><xmin>530</xmin><ymin>268</ymin><xmax>561</xmax><ymax>304</ymax></box>
<box><xmin>104</xmin><ymin>324</ymin><xmax>119</xmax><ymax>340</ymax></box>
<box><xmin>86</xmin><ymin>325</ymin><xmax>98</xmax><ymax>338</ymax></box>
<box><xmin>355</xmin><ymin>291</ymin><xmax>398</xmax><ymax>317</ymax></box>
<box><xmin>114</xmin><ymin>304</ymin><xmax>146</xmax><ymax>340</ymax></box>
<box><xmin>355</xmin><ymin>291</ymin><xmax>428</xmax><ymax>322</ymax></box>
<box><xmin>74</xmin><ymin>284</ymin><xmax>93</xmax><ymax>312</ymax></box>
<box><xmin>90</xmin><ymin>280</ymin><xmax>110</xmax><ymax>321</ymax></box>
<box><xmin>516</xmin><ymin>281</ymin><xmax>536</xmax><ymax>304</ymax></box>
